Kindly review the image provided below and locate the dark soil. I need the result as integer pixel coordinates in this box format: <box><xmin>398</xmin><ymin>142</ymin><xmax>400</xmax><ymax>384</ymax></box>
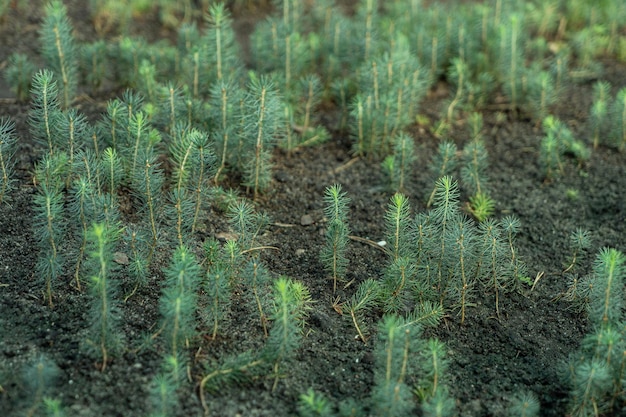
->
<box><xmin>1</xmin><ymin>2</ymin><xmax>625</xmax><ymax>417</ymax></box>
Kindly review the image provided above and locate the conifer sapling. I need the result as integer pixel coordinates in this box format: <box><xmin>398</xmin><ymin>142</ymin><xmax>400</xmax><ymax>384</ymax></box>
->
<box><xmin>320</xmin><ymin>184</ymin><xmax>350</xmax><ymax>293</ymax></box>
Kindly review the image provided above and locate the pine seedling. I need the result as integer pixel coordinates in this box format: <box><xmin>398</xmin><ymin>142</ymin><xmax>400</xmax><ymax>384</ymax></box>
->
<box><xmin>384</xmin><ymin>192</ymin><xmax>413</xmax><ymax>261</ymax></box>
<box><xmin>68</xmin><ymin>175</ymin><xmax>97</xmax><ymax>291</ymax></box>
<box><xmin>148</xmin><ymin>372</ymin><xmax>178</xmax><ymax>417</ymax></box>
<box><xmin>167</xmin><ymin>127</ymin><xmax>213</xmax><ymax>246</ymax></box>
<box><xmin>58</xmin><ymin>109</ymin><xmax>90</xmax><ymax>188</ymax></box>
<box><xmin>242</xmin><ymin>256</ymin><xmax>271</xmax><ymax>337</ymax></box>
<box><xmin>84</xmin><ymin>223</ymin><xmax>124</xmax><ymax>370</ymax></box>
<box><xmin>351</xmin><ymin>49</ymin><xmax>425</xmax><ymax>157</ymax></box>
<box><xmin>34</xmin><ymin>182</ymin><xmax>65</xmax><ymax>307</ymax></box>
<box><xmin>497</xmin><ymin>13</ymin><xmax>526</xmax><ymax>111</ymax></box>
<box><xmin>29</xmin><ymin>70</ymin><xmax>62</xmax><ymax>155</ymax></box>
<box><xmin>188</xmin><ymin>129</ymin><xmax>215</xmax><ymax>233</ymax></box>
<box><xmin>199</xmin><ymin>350</ymin><xmax>266</xmax><ymax>414</ymax></box>
<box><xmin>380</xmin><ymin>256</ymin><xmax>416</xmax><ymax>314</ymax></box>
<box><xmin>202</xmin><ymin>2</ymin><xmax>242</xmax><ymax>85</ymax></box>
<box><xmin>81</xmin><ymin>40</ymin><xmax>108</xmax><ymax>93</ymax></box>
<box><xmin>461</xmin><ymin>134</ymin><xmax>494</xmax><ymax>222</ymax></box>
<box><xmin>416</xmin><ymin>338</ymin><xmax>450</xmax><ymax>403</ymax></box>
<box><xmin>210</xmin><ymin>78</ymin><xmax>244</xmax><ymax>184</ymax></box>
<box><xmin>610</xmin><ymin>87</ymin><xmax>626</xmax><ymax>152</ymax></box>
<box><xmin>349</xmin><ymin>93</ymin><xmax>379</xmax><ymax>158</ymax></box>
<box><xmin>114</xmin><ymin>36</ymin><xmax>148</xmax><ymax>88</ymax></box>
<box><xmin>589</xmin><ymin>80</ymin><xmax>611</xmax><ymax>149</ymax></box>
<box><xmin>123</xmin><ymin>225</ymin><xmax>149</xmax><ymax>297</ymax></box>
<box><xmin>445</xmin><ymin>58</ymin><xmax>469</xmax><ymax>125</ymax></box>
<box><xmin>475</xmin><ymin>218</ymin><xmax>508</xmax><ymax>320</ymax></box>
<box><xmin>563</xmin><ymin>228</ymin><xmax>592</xmax><ymax>274</ymax></box>
<box><xmin>226</xmin><ymin>199</ymin><xmax>270</xmax><ymax>252</ymax></box>
<box><xmin>461</xmin><ymin>132</ymin><xmax>489</xmax><ymax>196</ymax></box>
<box><xmin>160</xmin><ymin>245</ymin><xmax>201</xmax><ymax>370</ymax></box>
<box><xmin>525</xmin><ymin>68</ymin><xmax>557</xmax><ymax>123</ymax></box>
<box><xmin>345</xmin><ymin>278</ymin><xmax>380</xmax><ymax>343</ymax></box>
<box><xmin>97</xmin><ymin>91</ymin><xmax>144</xmax><ymax>151</ymax></box>
<box><xmin>426</xmin><ymin>141</ymin><xmax>458</xmax><ymax>207</ymax></box>
<box><xmin>566</xmin><ymin>358</ymin><xmax>612</xmax><ymax>417</ymax></box>
<box><xmin>132</xmin><ymin>149</ymin><xmax>165</xmax><ymax>261</ymax></box>
<box><xmin>0</xmin><ymin>118</ymin><xmax>18</xmax><ymax>205</ymax></box>
<box><xmin>467</xmin><ymin>192</ymin><xmax>495</xmax><ymax>223</ymax></box>
<box><xmin>100</xmin><ymin>147</ymin><xmax>122</xmax><ymax>197</ymax></box>
<box><xmin>430</xmin><ymin>176</ymin><xmax>461</xmax><ymax>300</ymax></box>
<box><xmin>3</xmin><ymin>52</ymin><xmax>36</xmax><ymax>102</ymax></box>
<box><xmin>539</xmin><ymin>126</ymin><xmax>564</xmax><ymax>180</ymax></box>
<box><xmin>421</xmin><ymin>386</ymin><xmax>456</xmax><ymax>417</ymax></box>
<box><xmin>501</xmin><ymin>215</ymin><xmax>526</xmax><ymax>287</ymax></box>
<box><xmin>588</xmin><ymin>248</ymin><xmax>624</xmax><ymax>328</ymax></box>
<box><xmin>382</xmin><ymin>132</ymin><xmax>416</xmax><ymax>193</ymax></box>
<box><xmin>135</xmin><ymin>60</ymin><xmax>164</xmax><ymax>109</ymax></box>
<box><xmin>204</xmin><ymin>262</ymin><xmax>231</xmax><ymax>340</ymax></box>
<box><xmin>40</xmin><ymin>0</ymin><xmax>78</xmax><ymax>109</ymax></box>
<box><xmin>34</xmin><ymin>151</ymin><xmax>68</xmax><ymax>192</ymax></box>
<box><xmin>370</xmin><ymin>314</ymin><xmax>420</xmax><ymax>417</ymax></box>
<box><xmin>242</xmin><ymin>74</ymin><xmax>284</xmax><ymax>199</ymax></box>
<box><xmin>450</xmin><ymin>216</ymin><xmax>477</xmax><ymax>324</ymax></box>
<box><xmin>320</xmin><ymin>184</ymin><xmax>350</xmax><ymax>293</ymax></box>
<box><xmin>540</xmin><ymin>116</ymin><xmax>589</xmax><ymax>179</ymax></box>
<box><xmin>508</xmin><ymin>391</ymin><xmax>540</xmax><ymax>417</ymax></box>
<box><xmin>297</xmin><ymin>388</ymin><xmax>335</xmax><ymax>417</ymax></box>
<box><xmin>42</xmin><ymin>397</ymin><xmax>66</xmax><ymax>417</ymax></box>
<box><xmin>22</xmin><ymin>355</ymin><xmax>60</xmax><ymax>417</ymax></box>
<box><xmin>264</xmin><ymin>276</ymin><xmax>312</xmax><ymax>391</ymax></box>
<box><xmin>127</xmin><ymin>111</ymin><xmax>161</xmax><ymax>182</ymax></box>
<box><xmin>285</xmin><ymin>74</ymin><xmax>330</xmax><ymax>154</ymax></box>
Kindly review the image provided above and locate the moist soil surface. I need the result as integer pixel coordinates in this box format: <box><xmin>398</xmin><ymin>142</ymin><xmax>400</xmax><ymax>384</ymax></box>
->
<box><xmin>1</xmin><ymin>2</ymin><xmax>625</xmax><ymax>417</ymax></box>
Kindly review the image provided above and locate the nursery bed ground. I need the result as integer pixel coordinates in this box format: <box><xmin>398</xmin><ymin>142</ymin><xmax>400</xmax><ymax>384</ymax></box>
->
<box><xmin>1</xmin><ymin>1</ymin><xmax>626</xmax><ymax>417</ymax></box>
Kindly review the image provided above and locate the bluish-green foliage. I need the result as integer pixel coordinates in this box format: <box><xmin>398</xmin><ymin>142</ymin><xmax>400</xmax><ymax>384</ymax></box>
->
<box><xmin>29</xmin><ymin>70</ymin><xmax>63</xmax><ymax>155</ymax></box>
<box><xmin>3</xmin><ymin>53</ymin><xmax>36</xmax><ymax>102</ymax></box>
<box><xmin>320</xmin><ymin>184</ymin><xmax>350</xmax><ymax>293</ymax></box>
<box><xmin>41</xmin><ymin>0</ymin><xmax>78</xmax><ymax>109</ymax></box>
<box><xmin>160</xmin><ymin>245</ymin><xmax>201</xmax><ymax>381</ymax></box>
<box><xmin>241</xmin><ymin>74</ymin><xmax>285</xmax><ymax>199</ymax></box>
<box><xmin>84</xmin><ymin>223</ymin><xmax>124</xmax><ymax>370</ymax></box>
<box><xmin>563</xmin><ymin>248</ymin><xmax>626</xmax><ymax>416</ymax></box>
<box><xmin>0</xmin><ymin>118</ymin><xmax>18</xmax><ymax>204</ymax></box>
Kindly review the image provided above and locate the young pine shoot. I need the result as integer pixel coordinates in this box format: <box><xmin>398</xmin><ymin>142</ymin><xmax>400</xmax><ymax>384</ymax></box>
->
<box><xmin>589</xmin><ymin>80</ymin><xmax>611</xmax><ymax>149</ymax></box>
<box><xmin>426</xmin><ymin>141</ymin><xmax>458</xmax><ymax>208</ymax></box>
<box><xmin>204</xmin><ymin>261</ymin><xmax>231</xmax><ymax>340</ymax></box>
<box><xmin>84</xmin><ymin>223</ymin><xmax>124</xmax><ymax>371</ymax></box>
<box><xmin>22</xmin><ymin>355</ymin><xmax>61</xmax><ymax>417</ymax></box>
<box><xmin>370</xmin><ymin>314</ymin><xmax>420</xmax><ymax>417</ymax></box>
<box><xmin>264</xmin><ymin>276</ymin><xmax>312</xmax><ymax>391</ymax></box>
<box><xmin>320</xmin><ymin>184</ymin><xmax>350</xmax><ymax>293</ymax></box>
<box><xmin>508</xmin><ymin>391</ymin><xmax>540</xmax><ymax>417</ymax></box>
<box><xmin>0</xmin><ymin>118</ymin><xmax>18</xmax><ymax>205</ymax></box>
<box><xmin>34</xmin><ymin>182</ymin><xmax>65</xmax><ymax>307</ymax></box>
<box><xmin>29</xmin><ymin>70</ymin><xmax>62</xmax><ymax>155</ymax></box>
<box><xmin>610</xmin><ymin>87</ymin><xmax>626</xmax><ymax>152</ymax></box>
<box><xmin>40</xmin><ymin>0</ymin><xmax>78</xmax><ymax>109</ymax></box>
<box><xmin>461</xmin><ymin>134</ymin><xmax>494</xmax><ymax>222</ymax></box>
<box><xmin>160</xmin><ymin>245</ymin><xmax>201</xmax><ymax>380</ymax></box>
<box><xmin>563</xmin><ymin>228</ymin><xmax>592</xmax><ymax>274</ymax></box>
<box><xmin>345</xmin><ymin>278</ymin><xmax>380</xmax><ymax>343</ymax></box>
<box><xmin>242</xmin><ymin>256</ymin><xmax>271</xmax><ymax>337</ymax></box>
<box><xmin>382</xmin><ymin>132</ymin><xmax>417</xmax><ymax>193</ymax></box>
<box><xmin>226</xmin><ymin>199</ymin><xmax>270</xmax><ymax>252</ymax></box>
<box><xmin>4</xmin><ymin>52</ymin><xmax>36</xmax><ymax>102</ymax></box>
<box><xmin>242</xmin><ymin>75</ymin><xmax>284</xmax><ymax>200</ymax></box>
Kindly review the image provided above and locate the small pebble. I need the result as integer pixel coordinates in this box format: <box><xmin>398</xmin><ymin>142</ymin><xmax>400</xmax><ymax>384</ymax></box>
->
<box><xmin>300</xmin><ymin>214</ymin><xmax>314</xmax><ymax>226</ymax></box>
